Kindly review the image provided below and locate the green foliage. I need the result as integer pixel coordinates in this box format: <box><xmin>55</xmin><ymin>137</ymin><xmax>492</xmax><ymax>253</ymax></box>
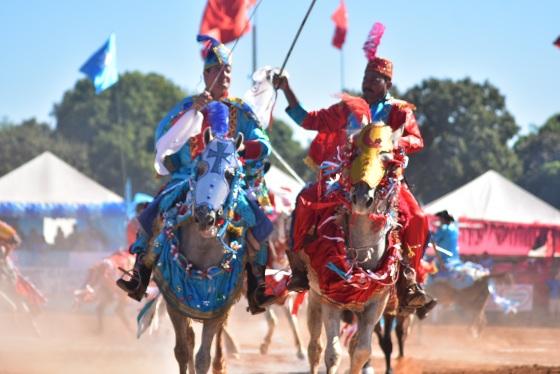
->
<box><xmin>402</xmin><ymin>78</ymin><xmax>521</xmax><ymax>203</ymax></box>
<box><xmin>0</xmin><ymin>118</ymin><xmax>89</xmax><ymax>177</ymax></box>
<box><xmin>267</xmin><ymin>119</ymin><xmax>315</xmax><ymax>182</ymax></box>
<box><xmin>514</xmin><ymin>114</ymin><xmax>560</xmax><ymax>208</ymax></box>
<box><xmin>53</xmin><ymin>71</ymin><xmax>186</xmax><ymax>194</ymax></box>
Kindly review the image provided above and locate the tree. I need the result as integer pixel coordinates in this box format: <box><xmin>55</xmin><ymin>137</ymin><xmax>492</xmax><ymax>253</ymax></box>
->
<box><xmin>53</xmin><ymin>71</ymin><xmax>186</xmax><ymax>194</ymax></box>
<box><xmin>514</xmin><ymin>114</ymin><xmax>560</xmax><ymax>208</ymax></box>
<box><xmin>267</xmin><ymin>119</ymin><xmax>315</xmax><ymax>182</ymax></box>
<box><xmin>402</xmin><ymin>78</ymin><xmax>521</xmax><ymax>203</ymax></box>
<box><xmin>0</xmin><ymin>118</ymin><xmax>89</xmax><ymax>177</ymax></box>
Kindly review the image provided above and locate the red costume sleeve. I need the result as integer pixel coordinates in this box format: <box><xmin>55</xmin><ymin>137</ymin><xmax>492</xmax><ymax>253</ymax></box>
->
<box><xmin>389</xmin><ymin>103</ymin><xmax>424</xmax><ymax>154</ymax></box>
<box><xmin>300</xmin><ymin>102</ymin><xmax>350</xmax><ymax>133</ymax></box>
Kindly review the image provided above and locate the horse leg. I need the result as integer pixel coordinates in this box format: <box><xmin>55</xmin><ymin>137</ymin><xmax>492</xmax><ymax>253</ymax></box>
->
<box><xmin>381</xmin><ymin>314</ymin><xmax>394</xmax><ymax>374</ymax></box>
<box><xmin>322</xmin><ymin>304</ymin><xmax>342</xmax><ymax>374</ymax></box>
<box><xmin>222</xmin><ymin>324</ymin><xmax>240</xmax><ymax>359</ymax></box>
<box><xmin>396</xmin><ymin>314</ymin><xmax>412</xmax><ymax>358</ymax></box>
<box><xmin>187</xmin><ymin>323</ymin><xmax>196</xmax><ymax>374</ymax></box>
<box><xmin>196</xmin><ymin>317</ymin><xmax>221</xmax><ymax>374</ymax></box>
<box><xmin>212</xmin><ymin>325</ymin><xmax>226</xmax><ymax>374</ymax></box>
<box><xmin>283</xmin><ymin>298</ymin><xmax>305</xmax><ymax>360</ymax></box>
<box><xmin>260</xmin><ymin>308</ymin><xmax>277</xmax><ymax>355</ymax></box>
<box><xmin>349</xmin><ymin>296</ymin><xmax>389</xmax><ymax>374</ymax></box>
<box><xmin>95</xmin><ymin>301</ymin><xmax>106</xmax><ymax>334</ymax></box>
<box><xmin>307</xmin><ymin>291</ymin><xmax>323</xmax><ymax>374</ymax></box>
<box><xmin>115</xmin><ymin>300</ymin><xmax>134</xmax><ymax>334</ymax></box>
<box><xmin>167</xmin><ymin>305</ymin><xmax>192</xmax><ymax>374</ymax></box>
<box><xmin>469</xmin><ymin>290</ymin><xmax>489</xmax><ymax>338</ymax></box>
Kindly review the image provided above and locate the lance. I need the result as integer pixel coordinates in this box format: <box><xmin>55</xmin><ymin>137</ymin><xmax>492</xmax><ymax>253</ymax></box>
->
<box><xmin>278</xmin><ymin>0</ymin><xmax>318</xmax><ymax>78</ymax></box>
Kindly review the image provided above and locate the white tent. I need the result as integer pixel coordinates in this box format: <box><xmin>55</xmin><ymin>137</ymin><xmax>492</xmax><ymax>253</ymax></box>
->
<box><xmin>424</xmin><ymin>170</ymin><xmax>560</xmax><ymax>225</ymax></box>
<box><xmin>0</xmin><ymin>151</ymin><xmax>122</xmax><ymax>205</ymax></box>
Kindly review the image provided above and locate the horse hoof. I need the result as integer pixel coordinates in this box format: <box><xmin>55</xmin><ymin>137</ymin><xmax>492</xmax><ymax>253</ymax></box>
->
<box><xmin>259</xmin><ymin>343</ymin><xmax>269</xmax><ymax>355</ymax></box>
<box><xmin>296</xmin><ymin>350</ymin><xmax>305</xmax><ymax>360</ymax></box>
<box><xmin>362</xmin><ymin>367</ymin><xmax>375</xmax><ymax>374</ymax></box>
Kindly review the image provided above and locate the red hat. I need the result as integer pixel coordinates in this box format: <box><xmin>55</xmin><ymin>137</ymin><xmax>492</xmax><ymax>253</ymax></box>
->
<box><xmin>365</xmin><ymin>57</ymin><xmax>393</xmax><ymax>80</ymax></box>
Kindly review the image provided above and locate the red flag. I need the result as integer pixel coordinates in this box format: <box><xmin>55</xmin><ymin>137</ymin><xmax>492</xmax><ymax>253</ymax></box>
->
<box><xmin>331</xmin><ymin>0</ymin><xmax>348</xmax><ymax>49</ymax></box>
<box><xmin>199</xmin><ymin>0</ymin><xmax>256</xmax><ymax>44</ymax></box>
<box><xmin>554</xmin><ymin>36</ymin><xmax>560</xmax><ymax>49</ymax></box>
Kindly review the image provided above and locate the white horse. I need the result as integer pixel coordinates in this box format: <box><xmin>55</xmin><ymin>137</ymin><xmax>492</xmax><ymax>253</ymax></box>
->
<box><xmin>298</xmin><ymin>123</ymin><xmax>401</xmax><ymax>374</ymax></box>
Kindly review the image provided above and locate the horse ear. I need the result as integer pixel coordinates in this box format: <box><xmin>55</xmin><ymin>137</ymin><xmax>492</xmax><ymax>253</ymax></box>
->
<box><xmin>263</xmin><ymin>160</ymin><xmax>271</xmax><ymax>174</ymax></box>
<box><xmin>203</xmin><ymin>127</ymin><xmax>213</xmax><ymax>146</ymax></box>
<box><xmin>235</xmin><ymin>132</ymin><xmax>244</xmax><ymax>152</ymax></box>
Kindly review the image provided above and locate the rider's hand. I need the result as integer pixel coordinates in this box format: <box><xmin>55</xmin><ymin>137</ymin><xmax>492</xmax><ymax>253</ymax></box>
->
<box><xmin>192</xmin><ymin>91</ymin><xmax>212</xmax><ymax>111</ymax></box>
<box><xmin>273</xmin><ymin>74</ymin><xmax>290</xmax><ymax>91</ymax></box>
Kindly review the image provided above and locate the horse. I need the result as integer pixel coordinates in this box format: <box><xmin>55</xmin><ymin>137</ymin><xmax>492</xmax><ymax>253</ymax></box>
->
<box><xmin>73</xmin><ymin>249</ymin><xmax>135</xmax><ymax>334</ymax></box>
<box><xmin>295</xmin><ymin>122</ymin><xmax>403</xmax><ymax>374</ymax></box>
<box><xmin>150</xmin><ymin>129</ymin><xmax>255</xmax><ymax>374</ymax></box>
<box><xmin>259</xmin><ymin>211</ymin><xmax>306</xmax><ymax>360</ymax></box>
<box><xmin>0</xmin><ymin>245</ymin><xmax>45</xmax><ymax>336</ymax></box>
<box><xmin>427</xmin><ymin>272</ymin><xmax>513</xmax><ymax>338</ymax></box>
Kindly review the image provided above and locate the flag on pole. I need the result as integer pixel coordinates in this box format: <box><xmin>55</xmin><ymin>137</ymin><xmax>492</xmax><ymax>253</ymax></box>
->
<box><xmin>331</xmin><ymin>0</ymin><xmax>348</xmax><ymax>49</ymax></box>
<box><xmin>554</xmin><ymin>36</ymin><xmax>560</xmax><ymax>49</ymax></box>
<box><xmin>80</xmin><ymin>33</ymin><xmax>118</xmax><ymax>94</ymax></box>
<box><xmin>200</xmin><ymin>0</ymin><xmax>256</xmax><ymax>44</ymax></box>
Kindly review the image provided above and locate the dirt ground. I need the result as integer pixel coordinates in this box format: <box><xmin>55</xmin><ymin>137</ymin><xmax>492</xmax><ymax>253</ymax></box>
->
<box><xmin>1</xmin><ymin>303</ymin><xmax>559</xmax><ymax>374</ymax></box>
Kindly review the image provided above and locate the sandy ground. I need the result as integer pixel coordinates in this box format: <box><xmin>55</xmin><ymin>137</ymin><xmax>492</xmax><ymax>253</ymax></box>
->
<box><xmin>1</xmin><ymin>302</ymin><xmax>559</xmax><ymax>374</ymax></box>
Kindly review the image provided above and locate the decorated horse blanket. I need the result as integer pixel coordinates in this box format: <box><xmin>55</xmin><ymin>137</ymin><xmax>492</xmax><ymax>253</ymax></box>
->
<box><xmin>292</xmin><ymin>183</ymin><xmax>401</xmax><ymax>311</ymax></box>
<box><xmin>150</xmin><ymin>184</ymin><xmax>258</xmax><ymax>320</ymax></box>
<box><xmin>430</xmin><ymin>260</ymin><xmax>490</xmax><ymax>290</ymax></box>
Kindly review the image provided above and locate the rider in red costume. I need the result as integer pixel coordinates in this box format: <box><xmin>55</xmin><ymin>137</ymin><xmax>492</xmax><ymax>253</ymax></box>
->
<box><xmin>274</xmin><ymin>56</ymin><xmax>436</xmax><ymax>316</ymax></box>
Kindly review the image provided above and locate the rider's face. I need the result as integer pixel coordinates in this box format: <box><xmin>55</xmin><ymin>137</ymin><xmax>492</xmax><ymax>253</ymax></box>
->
<box><xmin>362</xmin><ymin>71</ymin><xmax>391</xmax><ymax>104</ymax></box>
<box><xmin>204</xmin><ymin>64</ymin><xmax>232</xmax><ymax>99</ymax></box>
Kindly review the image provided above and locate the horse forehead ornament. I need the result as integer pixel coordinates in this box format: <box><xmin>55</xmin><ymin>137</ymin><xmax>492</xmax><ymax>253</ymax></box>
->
<box><xmin>350</xmin><ymin>122</ymin><xmax>393</xmax><ymax>189</ymax></box>
<box><xmin>194</xmin><ymin>137</ymin><xmax>241</xmax><ymax>211</ymax></box>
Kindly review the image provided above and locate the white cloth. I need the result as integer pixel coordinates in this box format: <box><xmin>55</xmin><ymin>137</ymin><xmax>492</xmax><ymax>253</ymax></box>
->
<box><xmin>154</xmin><ymin>109</ymin><xmax>204</xmax><ymax>175</ymax></box>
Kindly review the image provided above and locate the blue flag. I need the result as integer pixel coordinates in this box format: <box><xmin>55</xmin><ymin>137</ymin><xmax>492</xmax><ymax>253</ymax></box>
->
<box><xmin>80</xmin><ymin>33</ymin><xmax>118</xmax><ymax>94</ymax></box>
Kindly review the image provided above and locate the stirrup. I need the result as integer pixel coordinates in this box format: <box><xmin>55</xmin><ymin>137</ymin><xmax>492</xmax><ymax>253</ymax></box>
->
<box><xmin>116</xmin><ymin>267</ymin><xmax>147</xmax><ymax>302</ymax></box>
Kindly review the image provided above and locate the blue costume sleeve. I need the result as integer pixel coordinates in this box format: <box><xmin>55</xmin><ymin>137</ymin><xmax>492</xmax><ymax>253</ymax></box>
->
<box><xmin>285</xmin><ymin>103</ymin><xmax>309</xmax><ymax>126</ymax></box>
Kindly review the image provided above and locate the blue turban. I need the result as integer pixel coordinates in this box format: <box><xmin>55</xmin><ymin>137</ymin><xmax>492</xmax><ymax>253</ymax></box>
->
<box><xmin>197</xmin><ymin>34</ymin><xmax>232</xmax><ymax>69</ymax></box>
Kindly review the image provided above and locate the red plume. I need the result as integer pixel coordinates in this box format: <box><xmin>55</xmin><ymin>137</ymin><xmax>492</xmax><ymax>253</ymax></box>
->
<box><xmin>363</xmin><ymin>22</ymin><xmax>385</xmax><ymax>61</ymax></box>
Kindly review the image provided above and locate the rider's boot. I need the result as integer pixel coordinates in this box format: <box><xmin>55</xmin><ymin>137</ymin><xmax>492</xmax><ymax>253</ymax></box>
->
<box><xmin>398</xmin><ymin>264</ymin><xmax>436</xmax><ymax>316</ymax></box>
<box><xmin>286</xmin><ymin>250</ymin><xmax>309</xmax><ymax>292</ymax></box>
<box><xmin>116</xmin><ymin>232</ymin><xmax>152</xmax><ymax>302</ymax></box>
<box><xmin>246</xmin><ymin>262</ymin><xmax>277</xmax><ymax>315</ymax></box>
<box><xmin>116</xmin><ymin>253</ymin><xmax>152</xmax><ymax>302</ymax></box>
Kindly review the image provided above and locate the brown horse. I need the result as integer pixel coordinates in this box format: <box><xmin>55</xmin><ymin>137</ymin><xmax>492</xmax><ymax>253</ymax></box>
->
<box><xmin>74</xmin><ymin>249</ymin><xmax>134</xmax><ymax>334</ymax></box>
<box><xmin>427</xmin><ymin>272</ymin><xmax>513</xmax><ymax>338</ymax></box>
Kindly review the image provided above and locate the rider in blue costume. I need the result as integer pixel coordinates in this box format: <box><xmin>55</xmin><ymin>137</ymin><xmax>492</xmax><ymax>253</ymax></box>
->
<box><xmin>117</xmin><ymin>35</ymin><xmax>275</xmax><ymax>314</ymax></box>
<box><xmin>432</xmin><ymin>210</ymin><xmax>489</xmax><ymax>289</ymax></box>
<box><xmin>432</xmin><ymin>210</ymin><xmax>461</xmax><ymax>268</ymax></box>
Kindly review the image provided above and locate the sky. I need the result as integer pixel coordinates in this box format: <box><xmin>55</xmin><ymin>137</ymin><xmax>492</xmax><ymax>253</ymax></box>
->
<box><xmin>1</xmin><ymin>0</ymin><xmax>559</xmax><ymax>145</ymax></box>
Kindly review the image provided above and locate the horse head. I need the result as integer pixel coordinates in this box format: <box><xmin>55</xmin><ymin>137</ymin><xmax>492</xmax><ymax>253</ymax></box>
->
<box><xmin>349</xmin><ymin>122</ymin><xmax>395</xmax><ymax>218</ymax></box>
<box><xmin>192</xmin><ymin>127</ymin><xmax>244</xmax><ymax>237</ymax></box>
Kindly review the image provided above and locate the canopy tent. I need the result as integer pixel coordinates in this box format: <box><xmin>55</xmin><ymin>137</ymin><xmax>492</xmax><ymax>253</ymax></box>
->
<box><xmin>424</xmin><ymin>170</ymin><xmax>560</xmax><ymax>256</ymax></box>
<box><xmin>0</xmin><ymin>152</ymin><xmax>126</xmax><ymax>250</ymax></box>
<box><xmin>0</xmin><ymin>152</ymin><xmax>124</xmax><ymax>217</ymax></box>
<box><xmin>264</xmin><ymin>165</ymin><xmax>304</xmax><ymax>214</ymax></box>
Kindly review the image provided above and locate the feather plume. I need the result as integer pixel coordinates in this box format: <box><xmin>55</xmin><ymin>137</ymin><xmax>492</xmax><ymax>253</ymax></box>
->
<box><xmin>207</xmin><ymin>101</ymin><xmax>229</xmax><ymax>137</ymax></box>
<box><xmin>363</xmin><ymin>22</ymin><xmax>385</xmax><ymax>61</ymax></box>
